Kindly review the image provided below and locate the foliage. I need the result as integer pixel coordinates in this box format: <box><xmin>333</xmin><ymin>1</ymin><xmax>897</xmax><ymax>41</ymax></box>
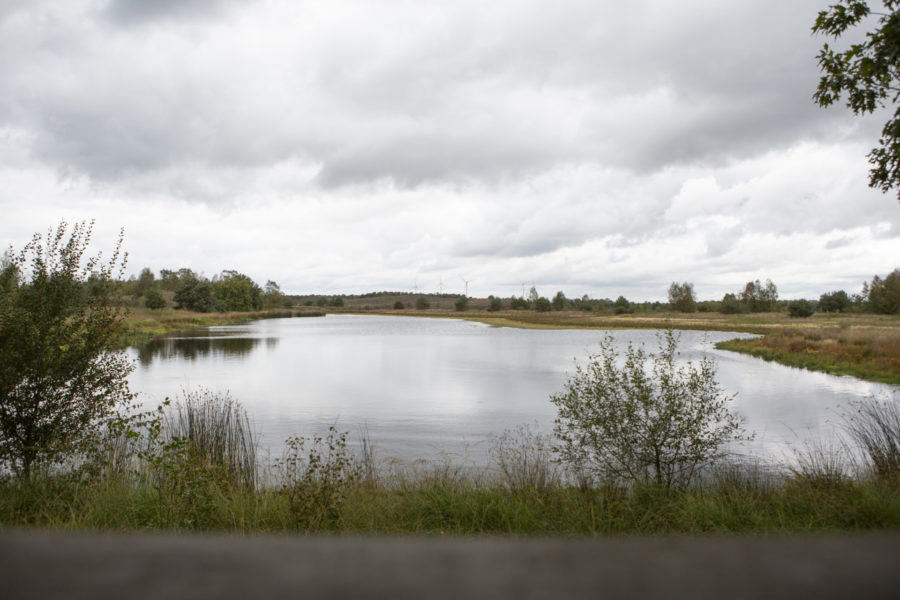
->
<box><xmin>159</xmin><ymin>268</ymin><xmax>198</xmax><ymax>292</ymax></box>
<box><xmin>813</xmin><ymin>1</ymin><xmax>900</xmax><ymax>198</ymax></box>
<box><xmin>212</xmin><ymin>270</ymin><xmax>262</xmax><ymax>312</ymax></box>
<box><xmin>143</xmin><ymin>289</ymin><xmax>166</xmax><ymax>310</ymax></box>
<box><xmin>509</xmin><ymin>296</ymin><xmax>530</xmax><ymax>310</ymax></box>
<box><xmin>868</xmin><ymin>268</ymin><xmax>900</xmax><ymax>313</ymax></box>
<box><xmin>263</xmin><ymin>280</ymin><xmax>285</xmax><ymax>309</ymax></box>
<box><xmin>415</xmin><ymin>297</ymin><xmax>430</xmax><ymax>310</ymax></box>
<box><xmin>487</xmin><ymin>295</ymin><xmax>503</xmax><ymax>312</ymax></box>
<box><xmin>787</xmin><ymin>299</ymin><xmax>817</xmax><ymax>318</ymax></box>
<box><xmin>454</xmin><ymin>296</ymin><xmax>469</xmax><ymax>311</ymax></box>
<box><xmin>668</xmin><ymin>281</ymin><xmax>697</xmax><ymax>313</ymax></box>
<box><xmin>0</xmin><ymin>221</ymin><xmax>134</xmax><ymax>479</ymax></box>
<box><xmin>328</xmin><ymin>296</ymin><xmax>345</xmax><ymax>307</ymax></box>
<box><xmin>551</xmin><ymin>331</ymin><xmax>750</xmax><ymax>488</ymax></box>
<box><xmin>614</xmin><ymin>295</ymin><xmax>633</xmax><ymax>314</ymax></box>
<box><xmin>551</xmin><ymin>291</ymin><xmax>567</xmax><ymax>311</ymax></box>
<box><xmin>393</xmin><ymin>300</ymin><xmax>405</xmax><ymax>310</ymax></box>
<box><xmin>819</xmin><ymin>290</ymin><xmax>852</xmax><ymax>312</ymax></box>
<box><xmin>739</xmin><ymin>279</ymin><xmax>778</xmax><ymax>312</ymax></box>
<box><xmin>133</xmin><ymin>267</ymin><xmax>155</xmax><ymax>297</ymax></box>
<box><xmin>139</xmin><ymin>390</ymin><xmax>257</xmax><ymax>528</ymax></box>
<box><xmin>719</xmin><ymin>293</ymin><xmax>745</xmax><ymax>314</ymax></box>
<box><xmin>534</xmin><ymin>297</ymin><xmax>552</xmax><ymax>312</ymax></box>
<box><xmin>275</xmin><ymin>427</ymin><xmax>359</xmax><ymax>529</ymax></box>
<box><xmin>173</xmin><ymin>276</ymin><xmax>222</xmax><ymax>312</ymax></box>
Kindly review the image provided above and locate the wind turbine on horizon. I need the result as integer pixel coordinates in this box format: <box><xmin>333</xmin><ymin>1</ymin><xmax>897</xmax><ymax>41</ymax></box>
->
<box><xmin>459</xmin><ymin>275</ymin><xmax>472</xmax><ymax>297</ymax></box>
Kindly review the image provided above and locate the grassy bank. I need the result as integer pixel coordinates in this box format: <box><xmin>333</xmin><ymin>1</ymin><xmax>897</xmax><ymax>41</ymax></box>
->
<box><xmin>716</xmin><ymin>331</ymin><xmax>900</xmax><ymax>384</ymax></box>
<box><xmin>2</xmin><ymin>470</ymin><xmax>899</xmax><ymax>535</ymax></box>
<box><xmin>119</xmin><ymin>308</ymin><xmax>325</xmax><ymax>346</ymax></box>
<box><xmin>2</xmin><ymin>388</ymin><xmax>899</xmax><ymax>536</ymax></box>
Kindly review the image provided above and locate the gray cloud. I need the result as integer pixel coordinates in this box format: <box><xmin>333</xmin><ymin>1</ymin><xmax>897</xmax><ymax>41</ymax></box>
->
<box><xmin>0</xmin><ymin>0</ymin><xmax>861</xmax><ymax>194</ymax></box>
<box><xmin>103</xmin><ymin>0</ymin><xmax>239</xmax><ymax>25</ymax></box>
<box><xmin>2</xmin><ymin>0</ymin><xmax>897</xmax><ymax>301</ymax></box>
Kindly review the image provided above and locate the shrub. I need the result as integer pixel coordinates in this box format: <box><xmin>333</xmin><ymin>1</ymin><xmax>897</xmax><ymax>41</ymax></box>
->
<box><xmin>174</xmin><ymin>277</ymin><xmax>222</xmax><ymax>312</ymax></box>
<box><xmin>719</xmin><ymin>293</ymin><xmax>745</xmax><ymax>314</ymax></box>
<box><xmin>819</xmin><ymin>290</ymin><xmax>851</xmax><ymax>313</ymax></box>
<box><xmin>509</xmin><ymin>296</ymin><xmax>530</xmax><ymax>310</ymax></box>
<box><xmin>534</xmin><ymin>297</ymin><xmax>551</xmax><ymax>312</ymax></box>
<box><xmin>454</xmin><ymin>296</ymin><xmax>469</xmax><ymax>311</ymax></box>
<box><xmin>144</xmin><ymin>289</ymin><xmax>166</xmax><ymax>310</ymax></box>
<box><xmin>613</xmin><ymin>296</ymin><xmax>632</xmax><ymax>314</ymax></box>
<box><xmin>0</xmin><ymin>220</ymin><xmax>133</xmax><ymax>479</ymax></box>
<box><xmin>415</xmin><ymin>297</ymin><xmax>430</xmax><ymax>310</ymax></box>
<box><xmin>393</xmin><ymin>300</ymin><xmax>405</xmax><ymax>309</ymax></box>
<box><xmin>488</xmin><ymin>296</ymin><xmax>503</xmax><ymax>312</ymax></box>
<box><xmin>551</xmin><ymin>291</ymin><xmax>567</xmax><ymax>311</ymax></box>
<box><xmin>275</xmin><ymin>427</ymin><xmax>359</xmax><ymax>529</ymax></box>
<box><xmin>551</xmin><ymin>330</ymin><xmax>750</xmax><ymax>488</ymax></box>
<box><xmin>787</xmin><ymin>299</ymin><xmax>816</xmax><ymax>318</ymax></box>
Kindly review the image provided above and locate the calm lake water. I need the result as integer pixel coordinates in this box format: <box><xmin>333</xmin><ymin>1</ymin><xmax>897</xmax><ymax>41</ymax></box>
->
<box><xmin>127</xmin><ymin>314</ymin><xmax>898</xmax><ymax>465</ymax></box>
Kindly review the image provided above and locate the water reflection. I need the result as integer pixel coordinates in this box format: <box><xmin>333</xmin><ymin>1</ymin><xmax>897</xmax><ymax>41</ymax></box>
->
<box><xmin>137</xmin><ymin>335</ymin><xmax>277</xmax><ymax>365</ymax></box>
<box><xmin>127</xmin><ymin>315</ymin><xmax>898</xmax><ymax>465</ymax></box>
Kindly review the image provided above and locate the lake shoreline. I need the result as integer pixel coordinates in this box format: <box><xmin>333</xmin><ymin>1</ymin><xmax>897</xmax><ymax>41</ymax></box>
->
<box><xmin>123</xmin><ymin>307</ymin><xmax>900</xmax><ymax>384</ymax></box>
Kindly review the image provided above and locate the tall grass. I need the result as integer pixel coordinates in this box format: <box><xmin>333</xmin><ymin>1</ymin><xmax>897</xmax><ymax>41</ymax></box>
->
<box><xmin>1</xmin><ymin>393</ymin><xmax>899</xmax><ymax>534</ymax></box>
<box><xmin>164</xmin><ymin>388</ymin><xmax>258</xmax><ymax>491</ymax></box>
<box><xmin>842</xmin><ymin>397</ymin><xmax>900</xmax><ymax>480</ymax></box>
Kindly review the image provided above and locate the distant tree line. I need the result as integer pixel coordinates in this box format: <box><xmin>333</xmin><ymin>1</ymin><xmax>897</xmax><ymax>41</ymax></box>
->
<box><xmin>125</xmin><ymin>265</ymin><xmax>900</xmax><ymax>317</ymax></box>
<box><xmin>665</xmin><ymin>269</ymin><xmax>900</xmax><ymax>317</ymax></box>
<box><xmin>124</xmin><ymin>267</ymin><xmax>292</xmax><ymax>312</ymax></box>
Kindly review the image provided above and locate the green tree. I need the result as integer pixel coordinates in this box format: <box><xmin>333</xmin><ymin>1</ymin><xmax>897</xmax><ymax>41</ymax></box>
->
<box><xmin>144</xmin><ymin>289</ymin><xmax>166</xmax><ymax>310</ymax></box>
<box><xmin>813</xmin><ymin>1</ymin><xmax>900</xmax><ymax>199</ymax></box>
<box><xmin>488</xmin><ymin>295</ymin><xmax>503</xmax><ymax>311</ymax></box>
<box><xmin>0</xmin><ymin>221</ymin><xmax>134</xmax><ymax>479</ymax></box>
<box><xmin>787</xmin><ymin>299</ymin><xmax>817</xmax><ymax>318</ymax></box>
<box><xmin>415</xmin><ymin>296</ymin><xmax>430</xmax><ymax>310</ymax></box>
<box><xmin>819</xmin><ymin>290</ymin><xmax>852</xmax><ymax>312</ymax></box>
<box><xmin>667</xmin><ymin>281</ymin><xmax>697</xmax><ymax>313</ymax></box>
<box><xmin>534</xmin><ymin>297</ymin><xmax>552</xmax><ymax>312</ymax></box>
<box><xmin>454</xmin><ymin>296</ymin><xmax>469</xmax><ymax>311</ymax></box>
<box><xmin>719</xmin><ymin>293</ymin><xmax>745</xmax><ymax>314</ymax></box>
<box><xmin>213</xmin><ymin>270</ymin><xmax>262</xmax><ymax>312</ymax></box>
<box><xmin>551</xmin><ymin>331</ymin><xmax>749</xmax><ymax>488</ymax></box>
<box><xmin>510</xmin><ymin>295</ymin><xmax>530</xmax><ymax>310</ymax></box>
<box><xmin>614</xmin><ymin>295</ymin><xmax>633</xmax><ymax>314</ymax></box>
<box><xmin>739</xmin><ymin>279</ymin><xmax>778</xmax><ymax>312</ymax></box>
<box><xmin>868</xmin><ymin>268</ymin><xmax>900</xmax><ymax>313</ymax></box>
<box><xmin>393</xmin><ymin>300</ymin><xmax>405</xmax><ymax>310</ymax></box>
<box><xmin>174</xmin><ymin>276</ymin><xmax>221</xmax><ymax>312</ymax></box>
<box><xmin>551</xmin><ymin>291</ymin><xmax>567</xmax><ymax>311</ymax></box>
<box><xmin>263</xmin><ymin>280</ymin><xmax>285</xmax><ymax>309</ymax></box>
<box><xmin>133</xmin><ymin>267</ymin><xmax>156</xmax><ymax>297</ymax></box>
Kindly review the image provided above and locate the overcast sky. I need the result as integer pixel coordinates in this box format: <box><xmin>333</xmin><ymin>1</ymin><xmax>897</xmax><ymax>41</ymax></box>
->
<box><xmin>1</xmin><ymin>0</ymin><xmax>898</xmax><ymax>300</ymax></box>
